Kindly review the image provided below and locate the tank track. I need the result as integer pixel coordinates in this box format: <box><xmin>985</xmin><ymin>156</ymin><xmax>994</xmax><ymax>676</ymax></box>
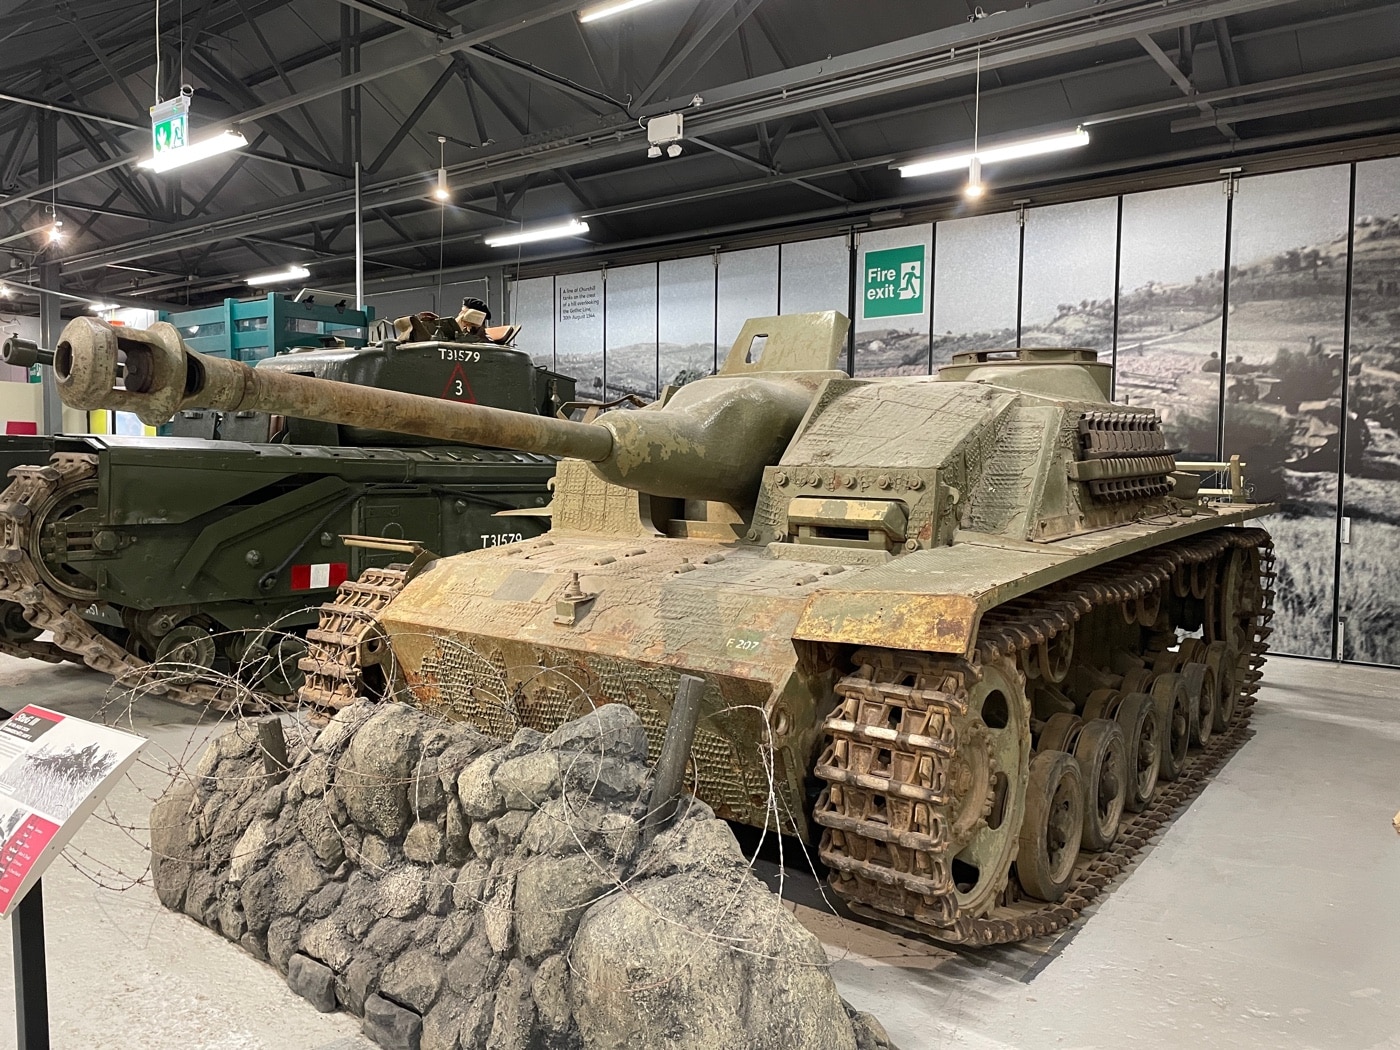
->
<box><xmin>0</xmin><ymin>454</ymin><xmax>273</xmax><ymax>712</ymax></box>
<box><xmin>814</xmin><ymin>527</ymin><xmax>1274</xmax><ymax>946</ymax></box>
<box><xmin>298</xmin><ymin>566</ymin><xmax>410</xmax><ymax>716</ymax></box>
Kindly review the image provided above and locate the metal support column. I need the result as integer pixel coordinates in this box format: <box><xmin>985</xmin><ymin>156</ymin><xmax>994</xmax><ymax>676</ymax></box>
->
<box><xmin>36</xmin><ymin>111</ymin><xmax>61</xmax><ymax>435</ymax></box>
<box><xmin>12</xmin><ymin>882</ymin><xmax>50</xmax><ymax>1050</ymax></box>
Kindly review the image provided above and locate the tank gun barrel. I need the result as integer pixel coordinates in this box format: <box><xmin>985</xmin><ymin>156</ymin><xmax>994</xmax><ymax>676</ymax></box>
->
<box><xmin>53</xmin><ymin>316</ymin><xmax>841</xmax><ymax>506</ymax></box>
<box><xmin>1</xmin><ymin>335</ymin><xmax>54</xmax><ymax>369</ymax></box>
<box><xmin>52</xmin><ymin>316</ymin><xmax>614</xmax><ymax>463</ymax></box>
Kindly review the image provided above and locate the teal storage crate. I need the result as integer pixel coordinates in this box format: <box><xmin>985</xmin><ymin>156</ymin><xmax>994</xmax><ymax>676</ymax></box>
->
<box><xmin>160</xmin><ymin>294</ymin><xmax>376</xmax><ymax>362</ymax></box>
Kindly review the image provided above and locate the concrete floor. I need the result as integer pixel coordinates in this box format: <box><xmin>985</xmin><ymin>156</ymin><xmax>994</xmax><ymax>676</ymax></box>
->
<box><xmin>0</xmin><ymin>652</ymin><xmax>1395</xmax><ymax>1049</ymax></box>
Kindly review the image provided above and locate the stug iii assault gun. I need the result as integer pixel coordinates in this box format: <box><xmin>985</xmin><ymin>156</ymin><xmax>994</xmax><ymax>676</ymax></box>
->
<box><xmin>0</xmin><ymin>313</ymin><xmax>572</xmax><ymax>707</ymax></box>
<box><xmin>53</xmin><ymin>311</ymin><xmax>1274</xmax><ymax>945</ymax></box>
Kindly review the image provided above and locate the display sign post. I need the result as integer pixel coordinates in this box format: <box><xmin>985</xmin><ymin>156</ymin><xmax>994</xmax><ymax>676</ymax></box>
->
<box><xmin>12</xmin><ymin>881</ymin><xmax>48</xmax><ymax>1050</ymax></box>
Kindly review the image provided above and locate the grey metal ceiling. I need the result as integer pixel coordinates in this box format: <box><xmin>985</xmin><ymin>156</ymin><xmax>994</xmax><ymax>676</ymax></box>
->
<box><xmin>1</xmin><ymin>0</ymin><xmax>1399</xmax><ymax>309</ymax></box>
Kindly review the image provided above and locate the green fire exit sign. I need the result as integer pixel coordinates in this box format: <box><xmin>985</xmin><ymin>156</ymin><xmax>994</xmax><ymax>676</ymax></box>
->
<box><xmin>150</xmin><ymin>96</ymin><xmax>189</xmax><ymax>157</ymax></box>
<box><xmin>863</xmin><ymin>245</ymin><xmax>926</xmax><ymax>318</ymax></box>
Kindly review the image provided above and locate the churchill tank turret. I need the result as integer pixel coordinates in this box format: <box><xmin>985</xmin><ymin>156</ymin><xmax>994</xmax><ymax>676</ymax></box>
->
<box><xmin>53</xmin><ymin>310</ymin><xmax>1274</xmax><ymax>944</ymax></box>
<box><xmin>0</xmin><ymin>315</ymin><xmax>571</xmax><ymax>707</ymax></box>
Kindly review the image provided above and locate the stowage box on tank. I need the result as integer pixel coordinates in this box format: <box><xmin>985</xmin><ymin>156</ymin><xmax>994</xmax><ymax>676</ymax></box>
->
<box><xmin>52</xmin><ymin>311</ymin><xmax>1275</xmax><ymax>945</ymax></box>
<box><xmin>0</xmin><ymin>318</ymin><xmax>572</xmax><ymax>706</ymax></box>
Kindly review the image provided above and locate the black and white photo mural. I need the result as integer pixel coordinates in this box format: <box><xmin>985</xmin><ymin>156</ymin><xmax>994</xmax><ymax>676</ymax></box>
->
<box><xmin>658</xmin><ymin>255</ymin><xmax>717</xmax><ymax>389</ymax></box>
<box><xmin>1339</xmin><ymin>156</ymin><xmax>1400</xmax><ymax>665</ymax></box>
<box><xmin>1225</xmin><ymin>166</ymin><xmax>1351</xmax><ymax>659</ymax></box>
<box><xmin>508</xmin><ymin>276</ymin><xmax>555</xmax><ymax>369</ymax></box>
<box><xmin>779</xmin><ymin>236</ymin><xmax>851</xmax><ymax>318</ymax></box>
<box><xmin>1019</xmin><ymin>197</ymin><xmax>1118</xmax><ymax>356</ymax></box>
<box><xmin>603</xmin><ymin>264</ymin><xmax>659</xmax><ymax>401</ymax></box>
<box><xmin>853</xmin><ymin>224</ymin><xmax>933</xmax><ymax>376</ymax></box>
<box><xmin>717</xmin><ymin>246</ymin><xmax>780</xmax><ymax>355</ymax></box>
<box><xmin>931</xmin><ymin>211</ymin><xmax>1019</xmax><ymax>365</ymax></box>
<box><xmin>1114</xmin><ymin>182</ymin><xmax>1228</xmax><ymax>460</ymax></box>
<box><xmin>555</xmin><ymin>270</ymin><xmax>605</xmax><ymax>400</ymax></box>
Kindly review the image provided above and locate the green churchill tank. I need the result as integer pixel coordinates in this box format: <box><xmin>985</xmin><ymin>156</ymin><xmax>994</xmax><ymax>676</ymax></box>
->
<box><xmin>0</xmin><ymin>310</ymin><xmax>572</xmax><ymax>706</ymax></box>
<box><xmin>54</xmin><ymin>310</ymin><xmax>1274</xmax><ymax>944</ymax></box>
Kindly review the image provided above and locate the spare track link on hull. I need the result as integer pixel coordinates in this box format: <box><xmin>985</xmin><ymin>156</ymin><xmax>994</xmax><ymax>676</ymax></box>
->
<box><xmin>298</xmin><ymin>566</ymin><xmax>410</xmax><ymax>717</ymax></box>
<box><xmin>814</xmin><ymin>527</ymin><xmax>1274</xmax><ymax>946</ymax></box>
<box><xmin>0</xmin><ymin>454</ymin><xmax>273</xmax><ymax>712</ymax></box>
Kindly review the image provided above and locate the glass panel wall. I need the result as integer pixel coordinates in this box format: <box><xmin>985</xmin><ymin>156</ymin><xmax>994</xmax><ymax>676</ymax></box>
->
<box><xmin>1339</xmin><ymin>157</ymin><xmax>1400</xmax><ymax>665</ymax></box>
<box><xmin>932</xmin><ymin>211</ymin><xmax>1019</xmax><ymax>366</ymax></box>
<box><xmin>1225</xmin><ymin>166</ymin><xmax>1351</xmax><ymax>659</ymax></box>
<box><xmin>1116</xmin><ymin>183</ymin><xmax>1228</xmax><ymax>459</ymax></box>
<box><xmin>604</xmin><ymin>264</ymin><xmax>658</xmax><ymax>400</ymax></box>
<box><xmin>854</xmin><ymin>224</ymin><xmax>933</xmax><ymax>376</ymax></box>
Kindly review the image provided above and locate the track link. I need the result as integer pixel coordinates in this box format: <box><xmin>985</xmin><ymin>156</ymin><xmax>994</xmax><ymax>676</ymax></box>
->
<box><xmin>298</xmin><ymin>566</ymin><xmax>410</xmax><ymax>715</ymax></box>
<box><xmin>814</xmin><ymin>527</ymin><xmax>1274</xmax><ymax>945</ymax></box>
<box><xmin>0</xmin><ymin>454</ymin><xmax>272</xmax><ymax>711</ymax></box>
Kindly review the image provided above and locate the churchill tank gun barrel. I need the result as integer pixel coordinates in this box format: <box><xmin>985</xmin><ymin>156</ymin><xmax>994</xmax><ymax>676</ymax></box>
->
<box><xmin>52</xmin><ymin>315</ymin><xmax>847</xmax><ymax>506</ymax></box>
<box><xmin>1</xmin><ymin>335</ymin><xmax>54</xmax><ymax>369</ymax></box>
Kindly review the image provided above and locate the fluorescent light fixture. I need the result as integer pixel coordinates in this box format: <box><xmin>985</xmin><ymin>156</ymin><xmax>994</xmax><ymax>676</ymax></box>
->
<box><xmin>483</xmin><ymin>220</ymin><xmax>590</xmax><ymax>248</ymax></box>
<box><xmin>578</xmin><ymin>0</ymin><xmax>665</xmax><ymax>23</ymax></box>
<box><xmin>897</xmin><ymin>127</ymin><xmax>1089</xmax><ymax>179</ymax></box>
<box><xmin>137</xmin><ymin>129</ymin><xmax>248</xmax><ymax>173</ymax></box>
<box><xmin>88</xmin><ymin>302</ymin><xmax>118</xmax><ymax>312</ymax></box>
<box><xmin>433</xmin><ymin>166</ymin><xmax>450</xmax><ymax>201</ymax></box>
<box><xmin>247</xmin><ymin>265</ymin><xmax>311</xmax><ymax>287</ymax></box>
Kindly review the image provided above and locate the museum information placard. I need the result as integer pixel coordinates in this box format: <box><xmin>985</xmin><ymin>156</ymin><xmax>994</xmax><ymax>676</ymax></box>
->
<box><xmin>0</xmin><ymin>706</ymin><xmax>145</xmax><ymax>917</ymax></box>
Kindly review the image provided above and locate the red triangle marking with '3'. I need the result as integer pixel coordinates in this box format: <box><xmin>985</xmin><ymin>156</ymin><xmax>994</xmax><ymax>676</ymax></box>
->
<box><xmin>441</xmin><ymin>364</ymin><xmax>477</xmax><ymax>402</ymax></box>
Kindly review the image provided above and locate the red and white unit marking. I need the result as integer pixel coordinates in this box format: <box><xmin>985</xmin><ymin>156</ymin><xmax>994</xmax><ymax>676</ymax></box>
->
<box><xmin>290</xmin><ymin>562</ymin><xmax>349</xmax><ymax>590</ymax></box>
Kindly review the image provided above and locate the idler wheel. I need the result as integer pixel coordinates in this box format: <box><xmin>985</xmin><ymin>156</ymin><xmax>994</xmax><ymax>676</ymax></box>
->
<box><xmin>1075</xmin><ymin>718</ymin><xmax>1127</xmax><ymax>851</ymax></box>
<box><xmin>1149</xmin><ymin>672</ymin><xmax>1192</xmax><ymax>782</ymax></box>
<box><xmin>1016</xmin><ymin>750</ymin><xmax>1084</xmax><ymax>902</ymax></box>
<box><xmin>29</xmin><ymin>478</ymin><xmax>101</xmax><ymax>601</ymax></box>
<box><xmin>1114</xmin><ymin>692</ymin><xmax>1160</xmax><ymax>812</ymax></box>
<box><xmin>1180</xmin><ymin>661</ymin><xmax>1217</xmax><ymax>746</ymax></box>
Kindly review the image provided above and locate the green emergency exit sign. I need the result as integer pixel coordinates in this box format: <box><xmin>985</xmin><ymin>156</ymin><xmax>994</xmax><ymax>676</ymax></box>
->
<box><xmin>150</xmin><ymin>96</ymin><xmax>189</xmax><ymax>157</ymax></box>
<box><xmin>863</xmin><ymin>245</ymin><xmax>926</xmax><ymax>318</ymax></box>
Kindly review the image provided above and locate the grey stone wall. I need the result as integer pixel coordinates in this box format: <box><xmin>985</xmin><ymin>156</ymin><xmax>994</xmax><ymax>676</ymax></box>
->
<box><xmin>150</xmin><ymin>701</ymin><xmax>896</xmax><ymax>1050</ymax></box>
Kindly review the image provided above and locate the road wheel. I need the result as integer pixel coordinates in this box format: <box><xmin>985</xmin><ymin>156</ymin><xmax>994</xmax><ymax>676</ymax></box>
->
<box><xmin>1150</xmin><ymin>672</ymin><xmax>1191</xmax><ymax>782</ymax></box>
<box><xmin>1075</xmin><ymin>719</ymin><xmax>1127</xmax><ymax>851</ymax></box>
<box><xmin>1180</xmin><ymin>661</ymin><xmax>1217</xmax><ymax>746</ymax></box>
<box><xmin>1016</xmin><ymin>750</ymin><xmax>1084</xmax><ymax>902</ymax></box>
<box><xmin>1114</xmin><ymin>692</ymin><xmax>1160</xmax><ymax>812</ymax></box>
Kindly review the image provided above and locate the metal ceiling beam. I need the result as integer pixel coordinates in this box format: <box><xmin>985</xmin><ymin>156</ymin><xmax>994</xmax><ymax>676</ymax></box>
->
<box><xmin>692</xmin><ymin>137</ymin><xmax>849</xmax><ymax>204</ymax></box>
<box><xmin>1171</xmin><ymin>77</ymin><xmax>1400</xmax><ymax>131</ymax></box>
<box><xmin>1214</xmin><ymin>18</ymin><xmax>1242</xmax><ymax>87</ymax></box>
<box><xmin>47</xmin><ymin>0</ymin><xmax>1350</xmax><ymax>275</ymax></box>
<box><xmin>366</xmin><ymin>63</ymin><xmax>458</xmax><ymax>173</ymax></box>
<box><xmin>635</xmin><ymin>0</ymin><xmax>762</xmax><ymax>109</ymax></box>
<box><xmin>0</xmin><ymin>90</ymin><xmax>145</xmax><ymax>132</ymax></box>
<box><xmin>230</xmin><ymin>0</ymin><xmax>600</xmax><ymax>128</ymax></box>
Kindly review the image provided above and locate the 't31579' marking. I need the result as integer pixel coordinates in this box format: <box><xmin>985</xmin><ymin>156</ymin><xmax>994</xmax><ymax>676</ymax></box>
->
<box><xmin>440</xmin><ymin>348</ymin><xmax>481</xmax><ymax>362</ymax></box>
